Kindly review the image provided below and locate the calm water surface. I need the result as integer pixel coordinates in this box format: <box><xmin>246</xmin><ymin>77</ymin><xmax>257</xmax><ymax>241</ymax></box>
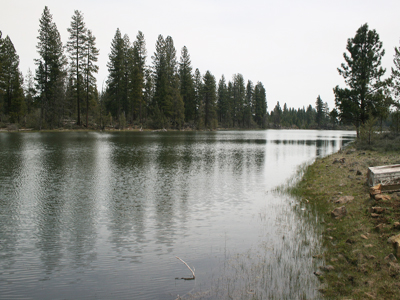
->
<box><xmin>0</xmin><ymin>130</ymin><xmax>355</xmax><ymax>299</ymax></box>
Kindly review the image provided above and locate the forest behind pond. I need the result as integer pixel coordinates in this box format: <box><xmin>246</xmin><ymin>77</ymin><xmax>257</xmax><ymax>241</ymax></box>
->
<box><xmin>1</xmin><ymin>7</ymin><xmax>400</xmax><ymax>134</ymax></box>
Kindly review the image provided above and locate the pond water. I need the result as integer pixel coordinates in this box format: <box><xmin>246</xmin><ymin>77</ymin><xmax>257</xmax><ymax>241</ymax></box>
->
<box><xmin>0</xmin><ymin>130</ymin><xmax>356</xmax><ymax>299</ymax></box>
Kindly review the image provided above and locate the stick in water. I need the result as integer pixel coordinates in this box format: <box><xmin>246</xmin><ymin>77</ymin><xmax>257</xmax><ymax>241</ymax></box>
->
<box><xmin>175</xmin><ymin>256</ymin><xmax>195</xmax><ymax>280</ymax></box>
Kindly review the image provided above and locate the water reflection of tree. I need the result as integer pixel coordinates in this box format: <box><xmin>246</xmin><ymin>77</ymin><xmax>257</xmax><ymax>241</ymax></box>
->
<box><xmin>34</xmin><ymin>133</ymin><xmax>99</xmax><ymax>274</ymax></box>
<box><xmin>105</xmin><ymin>133</ymin><xmax>268</xmax><ymax>261</ymax></box>
<box><xmin>62</xmin><ymin>138</ymin><xmax>98</xmax><ymax>269</ymax></box>
<box><xmin>0</xmin><ymin>133</ymin><xmax>24</xmax><ymax>272</ymax></box>
<box><xmin>107</xmin><ymin>139</ymin><xmax>148</xmax><ymax>263</ymax></box>
<box><xmin>34</xmin><ymin>135</ymin><xmax>66</xmax><ymax>276</ymax></box>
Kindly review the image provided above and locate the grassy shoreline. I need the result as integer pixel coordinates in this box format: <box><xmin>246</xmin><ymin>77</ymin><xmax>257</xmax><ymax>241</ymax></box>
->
<box><xmin>291</xmin><ymin>145</ymin><xmax>400</xmax><ymax>299</ymax></box>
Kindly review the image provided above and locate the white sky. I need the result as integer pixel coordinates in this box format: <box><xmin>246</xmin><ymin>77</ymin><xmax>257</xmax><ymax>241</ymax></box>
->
<box><xmin>2</xmin><ymin>0</ymin><xmax>400</xmax><ymax>111</ymax></box>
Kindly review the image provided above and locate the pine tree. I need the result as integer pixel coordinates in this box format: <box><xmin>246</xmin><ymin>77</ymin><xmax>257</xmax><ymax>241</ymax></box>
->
<box><xmin>143</xmin><ymin>68</ymin><xmax>153</xmax><ymax>123</ymax></box>
<box><xmin>130</xmin><ymin>31</ymin><xmax>146</xmax><ymax>123</ymax></box>
<box><xmin>165</xmin><ymin>36</ymin><xmax>177</xmax><ymax>86</ymax></box>
<box><xmin>152</xmin><ymin>34</ymin><xmax>167</xmax><ymax>119</ymax></box>
<box><xmin>217</xmin><ymin>75</ymin><xmax>230</xmax><ymax>127</ymax></box>
<box><xmin>282</xmin><ymin>103</ymin><xmax>291</xmax><ymax>127</ymax></box>
<box><xmin>329</xmin><ymin>108</ymin><xmax>338</xmax><ymax>127</ymax></box>
<box><xmin>67</xmin><ymin>10</ymin><xmax>87</xmax><ymax>126</ymax></box>
<box><xmin>305</xmin><ymin>104</ymin><xmax>316</xmax><ymax>128</ymax></box>
<box><xmin>202</xmin><ymin>70</ymin><xmax>217</xmax><ymax>129</ymax></box>
<box><xmin>121</xmin><ymin>34</ymin><xmax>131</xmax><ymax>120</ymax></box>
<box><xmin>64</xmin><ymin>72</ymin><xmax>76</xmax><ymax>119</ymax></box>
<box><xmin>227</xmin><ymin>80</ymin><xmax>234</xmax><ymax>126</ymax></box>
<box><xmin>392</xmin><ymin>40</ymin><xmax>400</xmax><ymax>104</ymax></box>
<box><xmin>151</xmin><ymin>35</ymin><xmax>183</xmax><ymax>127</ymax></box>
<box><xmin>165</xmin><ymin>37</ymin><xmax>184</xmax><ymax>128</ymax></box>
<box><xmin>179</xmin><ymin>46</ymin><xmax>195</xmax><ymax>123</ymax></box>
<box><xmin>391</xmin><ymin>38</ymin><xmax>400</xmax><ymax>133</ymax></box>
<box><xmin>106</xmin><ymin>28</ymin><xmax>125</xmax><ymax>121</ymax></box>
<box><xmin>24</xmin><ymin>69</ymin><xmax>36</xmax><ymax>115</ymax></box>
<box><xmin>232</xmin><ymin>74</ymin><xmax>245</xmax><ymax>127</ymax></box>
<box><xmin>0</xmin><ymin>35</ymin><xmax>25</xmax><ymax>122</ymax></box>
<box><xmin>244</xmin><ymin>80</ymin><xmax>253</xmax><ymax>127</ymax></box>
<box><xmin>83</xmin><ymin>29</ymin><xmax>99</xmax><ymax>127</ymax></box>
<box><xmin>193</xmin><ymin>68</ymin><xmax>202</xmax><ymax>124</ymax></box>
<box><xmin>35</xmin><ymin>6</ymin><xmax>66</xmax><ymax>128</ymax></box>
<box><xmin>170</xmin><ymin>76</ymin><xmax>185</xmax><ymax>128</ymax></box>
<box><xmin>273</xmin><ymin>101</ymin><xmax>282</xmax><ymax>127</ymax></box>
<box><xmin>315</xmin><ymin>95</ymin><xmax>324</xmax><ymax>128</ymax></box>
<box><xmin>334</xmin><ymin>23</ymin><xmax>390</xmax><ymax>136</ymax></box>
<box><xmin>254</xmin><ymin>82</ymin><xmax>266</xmax><ymax>128</ymax></box>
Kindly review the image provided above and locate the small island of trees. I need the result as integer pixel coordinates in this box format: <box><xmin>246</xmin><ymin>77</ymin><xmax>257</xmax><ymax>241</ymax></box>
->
<box><xmin>1</xmin><ymin>7</ymin><xmax>400</xmax><ymax>134</ymax></box>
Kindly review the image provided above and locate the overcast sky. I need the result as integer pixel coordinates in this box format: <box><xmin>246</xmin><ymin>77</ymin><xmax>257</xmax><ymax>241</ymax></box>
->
<box><xmin>2</xmin><ymin>0</ymin><xmax>400</xmax><ymax>111</ymax></box>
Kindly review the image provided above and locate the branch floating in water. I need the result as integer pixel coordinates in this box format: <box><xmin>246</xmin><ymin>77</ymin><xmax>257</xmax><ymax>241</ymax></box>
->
<box><xmin>175</xmin><ymin>256</ymin><xmax>195</xmax><ymax>280</ymax></box>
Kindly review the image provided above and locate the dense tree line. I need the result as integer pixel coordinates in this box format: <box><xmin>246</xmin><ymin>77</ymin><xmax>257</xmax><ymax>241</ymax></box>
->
<box><xmin>0</xmin><ymin>6</ymin><xmax>269</xmax><ymax>130</ymax></box>
<box><xmin>102</xmin><ymin>29</ymin><xmax>269</xmax><ymax>130</ymax></box>
<box><xmin>1</xmin><ymin>9</ymin><xmax>400</xmax><ymax>133</ymax></box>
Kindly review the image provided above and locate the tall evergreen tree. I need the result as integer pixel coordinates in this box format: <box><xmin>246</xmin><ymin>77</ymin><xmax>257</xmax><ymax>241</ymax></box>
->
<box><xmin>130</xmin><ymin>31</ymin><xmax>146</xmax><ymax>123</ymax></box>
<box><xmin>143</xmin><ymin>68</ymin><xmax>153</xmax><ymax>123</ymax></box>
<box><xmin>389</xmin><ymin>38</ymin><xmax>400</xmax><ymax>134</ymax></box>
<box><xmin>0</xmin><ymin>35</ymin><xmax>25</xmax><ymax>122</ymax></box>
<box><xmin>83</xmin><ymin>29</ymin><xmax>99</xmax><ymax>127</ymax></box>
<box><xmin>179</xmin><ymin>46</ymin><xmax>195</xmax><ymax>123</ymax></box>
<box><xmin>35</xmin><ymin>6</ymin><xmax>66</xmax><ymax>128</ymax></box>
<box><xmin>282</xmin><ymin>103</ymin><xmax>291</xmax><ymax>127</ymax></box>
<box><xmin>202</xmin><ymin>70</ymin><xmax>217</xmax><ymax>129</ymax></box>
<box><xmin>24</xmin><ymin>68</ymin><xmax>36</xmax><ymax>115</ymax></box>
<box><xmin>272</xmin><ymin>101</ymin><xmax>282</xmax><ymax>127</ymax></box>
<box><xmin>254</xmin><ymin>81</ymin><xmax>267</xmax><ymax>128</ymax></box>
<box><xmin>121</xmin><ymin>34</ymin><xmax>131</xmax><ymax>121</ymax></box>
<box><xmin>391</xmin><ymin>39</ymin><xmax>400</xmax><ymax>116</ymax></box>
<box><xmin>227</xmin><ymin>80</ymin><xmax>234</xmax><ymax>126</ymax></box>
<box><xmin>315</xmin><ymin>95</ymin><xmax>324</xmax><ymax>128</ymax></box>
<box><xmin>64</xmin><ymin>72</ymin><xmax>76</xmax><ymax>119</ymax></box>
<box><xmin>329</xmin><ymin>108</ymin><xmax>339</xmax><ymax>128</ymax></box>
<box><xmin>244</xmin><ymin>80</ymin><xmax>253</xmax><ymax>127</ymax></box>
<box><xmin>232</xmin><ymin>74</ymin><xmax>245</xmax><ymax>127</ymax></box>
<box><xmin>217</xmin><ymin>75</ymin><xmax>230</xmax><ymax>126</ymax></box>
<box><xmin>106</xmin><ymin>28</ymin><xmax>125</xmax><ymax>120</ymax></box>
<box><xmin>193</xmin><ymin>68</ymin><xmax>202</xmax><ymax>124</ymax></box>
<box><xmin>170</xmin><ymin>76</ymin><xmax>185</xmax><ymax>128</ymax></box>
<box><xmin>305</xmin><ymin>104</ymin><xmax>316</xmax><ymax>127</ymax></box>
<box><xmin>334</xmin><ymin>23</ymin><xmax>390</xmax><ymax>136</ymax></box>
<box><xmin>151</xmin><ymin>35</ymin><xmax>183</xmax><ymax>127</ymax></box>
<box><xmin>165</xmin><ymin>36</ymin><xmax>184</xmax><ymax>127</ymax></box>
<box><xmin>152</xmin><ymin>34</ymin><xmax>167</xmax><ymax>118</ymax></box>
<box><xmin>164</xmin><ymin>36</ymin><xmax>177</xmax><ymax>85</ymax></box>
<box><xmin>67</xmin><ymin>10</ymin><xmax>87</xmax><ymax>125</ymax></box>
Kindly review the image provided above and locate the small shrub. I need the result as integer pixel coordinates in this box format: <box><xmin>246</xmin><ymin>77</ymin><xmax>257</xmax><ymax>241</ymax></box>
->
<box><xmin>7</xmin><ymin>124</ymin><xmax>19</xmax><ymax>131</ymax></box>
<box><xmin>119</xmin><ymin>113</ymin><xmax>126</xmax><ymax>129</ymax></box>
<box><xmin>359</xmin><ymin>117</ymin><xmax>378</xmax><ymax>145</ymax></box>
<box><xmin>25</xmin><ymin>109</ymin><xmax>41</xmax><ymax>129</ymax></box>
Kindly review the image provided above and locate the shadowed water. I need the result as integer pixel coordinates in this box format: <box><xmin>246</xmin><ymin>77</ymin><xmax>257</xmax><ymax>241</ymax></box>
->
<box><xmin>0</xmin><ymin>130</ymin><xmax>355</xmax><ymax>299</ymax></box>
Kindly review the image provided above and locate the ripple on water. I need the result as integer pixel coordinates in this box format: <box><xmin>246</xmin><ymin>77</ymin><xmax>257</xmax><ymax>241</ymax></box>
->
<box><xmin>0</xmin><ymin>130</ymin><xmax>355</xmax><ymax>299</ymax></box>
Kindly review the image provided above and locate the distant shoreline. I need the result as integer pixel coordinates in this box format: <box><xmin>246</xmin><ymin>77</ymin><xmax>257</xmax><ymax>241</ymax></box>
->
<box><xmin>0</xmin><ymin>126</ymin><xmax>356</xmax><ymax>133</ymax></box>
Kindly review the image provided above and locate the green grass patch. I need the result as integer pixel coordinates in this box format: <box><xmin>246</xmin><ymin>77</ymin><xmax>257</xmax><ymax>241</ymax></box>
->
<box><xmin>292</xmin><ymin>144</ymin><xmax>400</xmax><ymax>299</ymax></box>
